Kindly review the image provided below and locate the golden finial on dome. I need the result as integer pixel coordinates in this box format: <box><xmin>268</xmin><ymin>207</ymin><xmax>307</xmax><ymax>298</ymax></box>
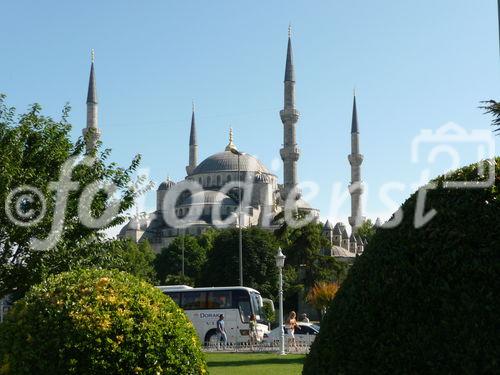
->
<box><xmin>225</xmin><ymin>127</ymin><xmax>237</xmax><ymax>152</ymax></box>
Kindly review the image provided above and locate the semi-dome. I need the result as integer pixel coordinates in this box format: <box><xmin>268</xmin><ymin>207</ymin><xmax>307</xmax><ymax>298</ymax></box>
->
<box><xmin>179</xmin><ymin>190</ymin><xmax>237</xmax><ymax>206</ymax></box>
<box><xmin>191</xmin><ymin>151</ymin><xmax>271</xmax><ymax>175</ymax></box>
<box><xmin>158</xmin><ymin>178</ymin><xmax>175</xmax><ymax>190</ymax></box>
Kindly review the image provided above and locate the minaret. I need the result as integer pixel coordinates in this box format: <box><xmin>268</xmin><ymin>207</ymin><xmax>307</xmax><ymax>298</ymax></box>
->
<box><xmin>279</xmin><ymin>25</ymin><xmax>300</xmax><ymax>200</ymax></box>
<box><xmin>83</xmin><ymin>49</ymin><xmax>101</xmax><ymax>152</ymax></box>
<box><xmin>348</xmin><ymin>92</ymin><xmax>365</xmax><ymax>232</ymax></box>
<box><xmin>186</xmin><ymin>101</ymin><xmax>198</xmax><ymax>175</ymax></box>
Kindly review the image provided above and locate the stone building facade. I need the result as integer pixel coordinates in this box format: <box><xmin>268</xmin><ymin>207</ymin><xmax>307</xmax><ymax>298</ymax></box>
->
<box><xmin>80</xmin><ymin>32</ymin><xmax>366</xmax><ymax>258</ymax></box>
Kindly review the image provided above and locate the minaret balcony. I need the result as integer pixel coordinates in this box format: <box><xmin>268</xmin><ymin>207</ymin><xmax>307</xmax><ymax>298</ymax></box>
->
<box><xmin>280</xmin><ymin>108</ymin><xmax>300</xmax><ymax>123</ymax></box>
<box><xmin>280</xmin><ymin>146</ymin><xmax>300</xmax><ymax>161</ymax></box>
<box><xmin>348</xmin><ymin>182</ymin><xmax>365</xmax><ymax>195</ymax></box>
<box><xmin>348</xmin><ymin>153</ymin><xmax>364</xmax><ymax>166</ymax></box>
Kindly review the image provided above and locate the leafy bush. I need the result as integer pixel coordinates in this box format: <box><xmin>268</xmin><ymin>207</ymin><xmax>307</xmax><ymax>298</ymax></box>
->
<box><xmin>262</xmin><ymin>301</ymin><xmax>277</xmax><ymax>324</ymax></box>
<box><xmin>0</xmin><ymin>269</ymin><xmax>207</xmax><ymax>374</ymax></box>
<box><xmin>306</xmin><ymin>282</ymin><xmax>339</xmax><ymax>316</ymax></box>
<box><xmin>303</xmin><ymin>159</ymin><xmax>500</xmax><ymax>374</ymax></box>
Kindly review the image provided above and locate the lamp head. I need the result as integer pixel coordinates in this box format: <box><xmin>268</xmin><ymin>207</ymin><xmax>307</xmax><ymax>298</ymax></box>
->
<box><xmin>276</xmin><ymin>247</ymin><xmax>286</xmax><ymax>268</ymax></box>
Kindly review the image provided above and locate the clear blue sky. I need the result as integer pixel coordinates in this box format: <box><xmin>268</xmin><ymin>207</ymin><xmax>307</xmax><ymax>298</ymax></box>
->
<box><xmin>1</xmin><ymin>0</ymin><xmax>499</xmax><ymax>226</ymax></box>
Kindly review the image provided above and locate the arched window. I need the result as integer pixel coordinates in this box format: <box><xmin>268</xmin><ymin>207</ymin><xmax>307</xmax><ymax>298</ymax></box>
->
<box><xmin>217</xmin><ymin>175</ymin><xmax>222</xmax><ymax>186</ymax></box>
<box><xmin>198</xmin><ymin>177</ymin><xmax>202</xmax><ymax>185</ymax></box>
<box><xmin>227</xmin><ymin>175</ymin><xmax>231</xmax><ymax>183</ymax></box>
<box><xmin>207</xmin><ymin>176</ymin><xmax>211</xmax><ymax>186</ymax></box>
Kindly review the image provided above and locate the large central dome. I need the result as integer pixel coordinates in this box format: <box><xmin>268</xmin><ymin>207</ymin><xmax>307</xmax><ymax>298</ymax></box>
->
<box><xmin>191</xmin><ymin>151</ymin><xmax>271</xmax><ymax>175</ymax></box>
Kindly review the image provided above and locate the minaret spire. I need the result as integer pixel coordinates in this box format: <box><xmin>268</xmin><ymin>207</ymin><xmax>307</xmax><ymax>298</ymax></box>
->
<box><xmin>351</xmin><ymin>90</ymin><xmax>359</xmax><ymax>135</ymax></box>
<box><xmin>280</xmin><ymin>27</ymin><xmax>300</xmax><ymax>200</ymax></box>
<box><xmin>285</xmin><ymin>24</ymin><xmax>295</xmax><ymax>83</ymax></box>
<box><xmin>186</xmin><ymin>102</ymin><xmax>198</xmax><ymax>175</ymax></box>
<box><xmin>83</xmin><ymin>49</ymin><xmax>101</xmax><ymax>152</ymax></box>
<box><xmin>348</xmin><ymin>92</ymin><xmax>365</xmax><ymax>232</ymax></box>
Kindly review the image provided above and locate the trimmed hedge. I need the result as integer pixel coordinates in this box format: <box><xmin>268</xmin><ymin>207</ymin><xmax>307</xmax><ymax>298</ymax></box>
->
<box><xmin>303</xmin><ymin>159</ymin><xmax>500</xmax><ymax>374</ymax></box>
<box><xmin>0</xmin><ymin>269</ymin><xmax>207</xmax><ymax>374</ymax></box>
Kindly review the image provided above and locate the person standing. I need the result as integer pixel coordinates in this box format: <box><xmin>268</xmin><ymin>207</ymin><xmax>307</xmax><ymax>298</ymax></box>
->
<box><xmin>216</xmin><ymin>314</ymin><xmax>227</xmax><ymax>349</ymax></box>
<box><xmin>248</xmin><ymin>313</ymin><xmax>258</xmax><ymax>350</ymax></box>
<box><xmin>285</xmin><ymin>311</ymin><xmax>300</xmax><ymax>351</ymax></box>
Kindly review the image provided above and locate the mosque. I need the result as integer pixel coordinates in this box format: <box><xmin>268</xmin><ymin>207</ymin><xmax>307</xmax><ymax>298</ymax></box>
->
<box><xmin>81</xmin><ymin>30</ymin><xmax>366</xmax><ymax>261</ymax></box>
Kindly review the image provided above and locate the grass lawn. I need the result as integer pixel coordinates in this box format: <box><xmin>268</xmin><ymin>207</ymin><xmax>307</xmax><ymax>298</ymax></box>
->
<box><xmin>206</xmin><ymin>352</ymin><xmax>305</xmax><ymax>375</ymax></box>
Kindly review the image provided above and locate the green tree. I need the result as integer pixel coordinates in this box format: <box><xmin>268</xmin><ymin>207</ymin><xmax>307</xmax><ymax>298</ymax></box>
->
<box><xmin>0</xmin><ymin>95</ymin><xmax>142</xmax><ymax>298</ymax></box>
<box><xmin>154</xmin><ymin>235</ymin><xmax>207</xmax><ymax>285</ymax></box>
<box><xmin>107</xmin><ymin>239</ymin><xmax>157</xmax><ymax>283</ymax></box>
<box><xmin>356</xmin><ymin>218</ymin><xmax>376</xmax><ymax>242</ymax></box>
<box><xmin>313</xmin><ymin>255</ymin><xmax>349</xmax><ymax>284</ymax></box>
<box><xmin>201</xmin><ymin>227</ymin><xmax>279</xmax><ymax>299</ymax></box>
<box><xmin>274</xmin><ymin>217</ymin><xmax>349</xmax><ymax>311</ymax></box>
<box><xmin>278</xmin><ymin>221</ymin><xmax>337</xmax><ymax>287</ymax></box>
<box><xmin>482</xmin><ymin>99</ymin><xmax>500</xmax><ymax>133</ymax></box>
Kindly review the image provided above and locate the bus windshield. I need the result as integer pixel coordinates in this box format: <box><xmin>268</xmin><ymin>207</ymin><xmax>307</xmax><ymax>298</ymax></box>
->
<box><xmin>250</xmin><ymin>292</ymin><xmax>264</xmax><ymax>322</ymax></box>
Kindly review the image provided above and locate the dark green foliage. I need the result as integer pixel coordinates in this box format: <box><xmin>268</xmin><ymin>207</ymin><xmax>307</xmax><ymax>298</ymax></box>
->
<box><xmin>0</xmin><ymin>269</ymin><xmax>207</xmax><ymax>374</ymax></box>
<box><xmin>107</xmin><ymin>239</ymin><xmax>157</xmax><ymax>283</ymax></box>
<box><xmin>275</xmin><ymin>218</ymin><xmax>348</xmax><ymax>311</ymax></box>
<box><xmin>356</xmin><ymin>218</ymin><xmax>376</xmax><ymax>241</ymax></box>
<box><xmin>0</xmin><ymin>95</ymin><xmax>143</xmax><ymax>298</ymax></box>
<box><xmin>165</xmin><ymin>274</ymin><xmax>195</xmax><ymax>287</ymax></box>
<box><xmin>201</xmin><ymin>227</ymin><xmax>279</xmax><ymax>299</ymax></box>
<box><xmin>303</xmin><ymin>159</ymin><xmax>500</xmax><ymax>374</ymax></box>
<box><xmin>262</xmin><ymin>301</ymin><xmax>276</xmax><ymax>323</ymax></box>
<box><xmin>154</xmin><ymin>235</ymin><xmax>207</xmax><ymax>284</ymax></box>
<box><xmin>481</xmin><ymin>99</ymin><xmax>500</xmax><ymax>133</ymax></box>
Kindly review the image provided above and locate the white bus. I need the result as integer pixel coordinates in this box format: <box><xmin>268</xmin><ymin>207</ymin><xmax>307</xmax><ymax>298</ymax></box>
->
<box><xmin>157</xmin><ymin>285</ymin><xmax>272</xmax><ymax>345</ymax></box>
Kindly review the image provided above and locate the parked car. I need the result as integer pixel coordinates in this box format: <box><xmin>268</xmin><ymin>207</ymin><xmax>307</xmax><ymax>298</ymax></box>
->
<box><xmin>262</xmin><ymin>322</ymin><xmax>320</xmax><ymax>345</ymax></box>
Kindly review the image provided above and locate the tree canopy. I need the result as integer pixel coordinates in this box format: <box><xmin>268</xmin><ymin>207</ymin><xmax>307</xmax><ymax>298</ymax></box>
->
<box><xmin>356</xmin><ymin>218</ymin><xmax>376</xmax><ymax>241</ymax></box>
<box><xmin>154</xmin><ymin>235</ymin><xmax>207</xmax><ymax>285</ymax></box>
<box><xmin>274</xmin><ymin>217</ymin><xmax>349</xmax><ymax>311</ymax></box>
<box><xmin>482</xmin><ymin>99</ymin><xmax>500</xmax><ymax>133</ymax></box>
<box><xmin>0</xmin><ymin>95</ymin><xmax>143</xmax><ymax>298</ymax></box>
<box><xmin>201</xmin><ymin>227</ymin><xmax>280</xmax><ymax>299</ymax></box>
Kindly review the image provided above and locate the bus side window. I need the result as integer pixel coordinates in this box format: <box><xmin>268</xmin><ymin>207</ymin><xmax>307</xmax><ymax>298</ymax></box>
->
<box><xmin>165</xmin><ymin>292</ymin><xmax>180</xmax><ymax>306</ymax></box>
<box><xmin>207</xmin><ymin>291</ymin><xmax>232</xmax><ymax>309</ymax></box>
<box><xmin>181</xmin><ymin>291</ymin><xmax>207</xmax><ymax>310</ymax></box>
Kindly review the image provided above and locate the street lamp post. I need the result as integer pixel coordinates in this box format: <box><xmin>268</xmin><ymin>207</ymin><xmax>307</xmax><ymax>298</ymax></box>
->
<box><xmin>181</xmin><ymin>228</ymin><xmax>185</xmax><ymax>277</ymax></box>
<box><xmin>229</xmin><ymin>146</ymin><xmax>244</xmax><ymax>287</ymax></box>
<box><xmin>276</xmin><ymin>247</ymin><xmax>286</xmax><ymax>355</ymax></box>
<box><xmin>237</xmin><ymin>153</ymin><xmax>243</xmax><ymax>286</ymax></box>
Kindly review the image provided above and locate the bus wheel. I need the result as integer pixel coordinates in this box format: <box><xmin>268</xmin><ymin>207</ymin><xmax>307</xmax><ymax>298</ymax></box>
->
<box><xmin>204</xmin><ymin>329</ymin><xmax>218</xmax><ymax>347</ymax></box>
